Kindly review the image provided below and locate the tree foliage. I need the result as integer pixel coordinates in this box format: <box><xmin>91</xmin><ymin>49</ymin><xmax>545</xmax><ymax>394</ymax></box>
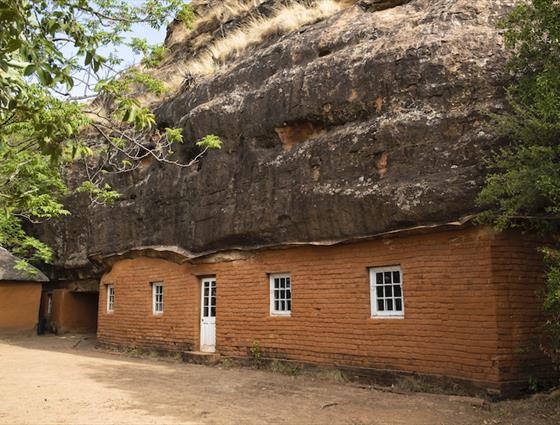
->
<box><xmin>177</xmin><ymin>3</ymin><xmax>196</xmax><ymax>29</ymax></box>
<box><xmin>0</xmin><ymin>147</ymin><xmax>68</xmax><ymax>263</ymax></box>
<box><xmin>0</xmin><ymin>0</ymin><xmax>221</xmax><ymax>264</ymax></box>
<box><xmin>477</xmin><ymin>0</ymin><xmax>560</xmax><ymax>368</ymax></box>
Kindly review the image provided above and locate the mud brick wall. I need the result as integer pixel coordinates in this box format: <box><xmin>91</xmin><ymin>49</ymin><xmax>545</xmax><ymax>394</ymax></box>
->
<box><xmin>99</xmin><ymin>258</ymin><xmax>203</xmax><ymax>352</ymax></box>
<box><xmin>98</xmin><ymin>226</ymin><xmax>549</xmax><ymax>389</ymax></box>
<box><xmin>0</xmin><ymin>282</ymin><xmax>42</xmax><ymax>333</ymax></box>
<box><xmin>491</xmin><ymin>233</ymin><xmax>551</xmax><ymax>384</ymax></box>
<box><xmin>48</xmin><ymin>290</ymin><xmax>99</xmax><ymax>334</ymax></box>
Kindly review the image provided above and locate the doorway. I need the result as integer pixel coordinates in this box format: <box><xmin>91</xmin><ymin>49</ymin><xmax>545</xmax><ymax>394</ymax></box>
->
<box><xmin>200</xmin><ymin>278</ymin><xmax>216</xmax><ymax>352</ymax></box>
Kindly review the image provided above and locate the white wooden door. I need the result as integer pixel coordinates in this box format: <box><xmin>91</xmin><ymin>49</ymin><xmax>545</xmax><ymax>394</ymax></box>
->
<box><xmin>200</xmin><ymin>278</ymin><xmax>216</xmax><ymax>353</ymax></box>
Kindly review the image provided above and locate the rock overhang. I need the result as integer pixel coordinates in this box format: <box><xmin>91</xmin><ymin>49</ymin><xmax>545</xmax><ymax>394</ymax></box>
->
<box><xmin>34</xmin><ymin>0</ymin><xmax>514</xmax><ymax>277</ymax></box>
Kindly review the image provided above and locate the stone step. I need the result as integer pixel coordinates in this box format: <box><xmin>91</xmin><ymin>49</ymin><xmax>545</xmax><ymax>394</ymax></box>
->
<box><xmin>181</xmin><ymin>351</ymin><xmax>221</xmax><ymax>365</ymax></box>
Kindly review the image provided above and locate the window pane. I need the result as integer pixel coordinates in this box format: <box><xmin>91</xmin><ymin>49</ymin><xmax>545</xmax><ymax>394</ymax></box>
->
<box><xmin>287</xmin><ymin>300</ymin><xmax>291</xmax><ymax>311</ymax></box>
<box><xmin>204</xmin><ymin>287</ymin><xmax>209</xmax><ymax>296</ymax></box>
<box><xmin>204</xmin><ymin>306</ymin><xmax>208</xmax><ymax>317</ymax></box>
<box><xmin>386</xmin><ymin>299</ymin><xmax>393</xmax><ymax>311</ymax></box>
<box><xmin>211</xmin><ymin>307</ymin><xmax>216</xmax><ymax>317</ymax></box>
<box><xmin>371</xmin><ymin>268</ymin><xmax>403</xmax><ymax>316</ymax></box>
<box><xmin>271</xmin><ymin>275</ymin><xmax>291</xmax><ymax>314</ymax></box>
<box><xmin>211</xmin><ymin>287</ymin><xmax>216</xmax><ymax>296</ymax></box>
<box><xmin>384</xmin><ymin>272</ymin><xmax>392</xmax><ymax>284</ymax></box>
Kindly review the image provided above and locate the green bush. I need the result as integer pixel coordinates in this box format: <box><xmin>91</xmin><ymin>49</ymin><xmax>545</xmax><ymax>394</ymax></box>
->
<box><xmin>477</xmin><ymin>0</ymin><xmax>560</xmax><ymax>374</ymax></box>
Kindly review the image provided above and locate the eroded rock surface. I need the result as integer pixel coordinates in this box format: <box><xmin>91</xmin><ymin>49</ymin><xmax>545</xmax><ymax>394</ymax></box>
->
<box><xmin>37</xmin><ymin>0</ymin><xmax>515</xmax><ymax>276</ymax></box>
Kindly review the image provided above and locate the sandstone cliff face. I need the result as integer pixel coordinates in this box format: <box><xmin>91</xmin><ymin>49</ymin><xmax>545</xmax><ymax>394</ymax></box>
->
<box><xmin>39</xmin><ymin>0</ymin><xmax>515</xmax><ymax>275</ymax></box>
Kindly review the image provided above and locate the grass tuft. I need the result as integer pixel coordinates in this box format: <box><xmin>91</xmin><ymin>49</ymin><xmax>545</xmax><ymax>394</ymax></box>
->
<box><xmin>194</xmin><ymin>0</ymin><xmax>268</xmax><ymax>30</ymax></box>
<box><xmin>180</xmin><ymin>0</ymin><xmax>346</xmax><ymax>80</ymax></box>
<box><xmin>269</xmin><ymin>359</ymin><xmax>300</xmax><ymax>376</ymax></box>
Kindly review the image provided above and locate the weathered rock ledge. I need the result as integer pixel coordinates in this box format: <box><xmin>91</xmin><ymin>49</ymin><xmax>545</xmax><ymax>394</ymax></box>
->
<box><xmin>37</xmin><ymin>0</ymin><xmax>515</xmax><ymax>278</ymax></box>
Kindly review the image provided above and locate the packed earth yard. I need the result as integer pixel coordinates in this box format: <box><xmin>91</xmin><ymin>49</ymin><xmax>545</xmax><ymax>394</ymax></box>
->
<box><xmin>0</xmin><ymin>335</ymin><xmax>557</xmax><ymax>425</ymax></box>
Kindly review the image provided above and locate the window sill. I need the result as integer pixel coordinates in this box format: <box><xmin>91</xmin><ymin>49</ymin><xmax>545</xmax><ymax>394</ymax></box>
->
<box><xmin>270</xmin><ymin>313</ymin><xmax>291</xmax><ymax>318</ymax></box>
<box><xmin>370</xmin><ymin>315</ymin><xmax>404</xmax><ymax>320</ymax></box>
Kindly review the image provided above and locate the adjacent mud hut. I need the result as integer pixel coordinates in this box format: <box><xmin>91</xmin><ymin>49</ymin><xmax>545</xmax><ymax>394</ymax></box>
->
<box><xmin>0</xmin><ymin>248</ymin><xmax>48</xmax><ymax>334</ymax></box>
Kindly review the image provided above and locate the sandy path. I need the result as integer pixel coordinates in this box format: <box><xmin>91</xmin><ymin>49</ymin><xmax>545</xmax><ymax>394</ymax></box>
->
<box><xmin>0</xmin><ymin>335</ymin><xmax>557</xmax><ymax>425</ymax></box>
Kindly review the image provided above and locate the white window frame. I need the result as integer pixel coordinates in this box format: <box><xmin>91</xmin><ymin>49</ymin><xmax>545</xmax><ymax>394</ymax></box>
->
<box><xmin>152</xmin><ymin>282</ymin><xmax>164</xmax><ymax>315</ymax></box>
<box><xmin>269</xmin><ymin>273</ymin><xmax>292</xmax><ymax>317</ymax></box>
<box><xmin>106</xmin><ymin>284</ymin><xmax>114</xmax><ymax>313</ymax></box>
<box><xmin>370</xmin><ymin>266</ymin><xmax>404</xmax><ymax>319</ymax></box>
<box><xmin>201</xmin><ymin>277</ymin><xmax>216</xmax><ymax>319</ymax></box>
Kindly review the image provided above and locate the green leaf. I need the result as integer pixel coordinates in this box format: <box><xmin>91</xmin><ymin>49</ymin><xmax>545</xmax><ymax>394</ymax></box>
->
<box><xmin>23</xmin><ymin>64</ymin><xmax>36</xmax><ymax>76</ymax></box>
<box><xmin>37</xmin><ymin>69</ymin><xmax>53</xmax><ymax>85</ymax></box>
<box><xmin>196</xmin><ymin>135</ymin><xmax>223</xmax><ymax>150</ymax></box>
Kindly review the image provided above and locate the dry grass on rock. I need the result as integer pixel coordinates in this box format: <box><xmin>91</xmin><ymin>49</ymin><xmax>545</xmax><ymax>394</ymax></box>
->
<box><xmin>166</xmin><ymin>0</ymin><xmax>348</xmax><ymax>88</ymax></box>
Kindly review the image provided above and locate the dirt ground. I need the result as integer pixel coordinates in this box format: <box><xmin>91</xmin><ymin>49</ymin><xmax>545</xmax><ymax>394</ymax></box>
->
<box><xmin>0</xmin><ymin>335</ymin><xmax>558</xmax><ymax>425</ymax></box>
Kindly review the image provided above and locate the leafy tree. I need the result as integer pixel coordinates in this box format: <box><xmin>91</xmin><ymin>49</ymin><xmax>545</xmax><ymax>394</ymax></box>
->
<box><xmin>0</xmin><ymin>147</ymin><xmax>69</xmax><ymax>264</ymax></box>
<box><xmin>0</xmin><ymin>0</ymin><xmax>219</xmax><ymax>265</ymax></box>
<box><xmin>477</xmin><ymin>0</ymin><xmax>560</xmax><ymax>369</ymax></box>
